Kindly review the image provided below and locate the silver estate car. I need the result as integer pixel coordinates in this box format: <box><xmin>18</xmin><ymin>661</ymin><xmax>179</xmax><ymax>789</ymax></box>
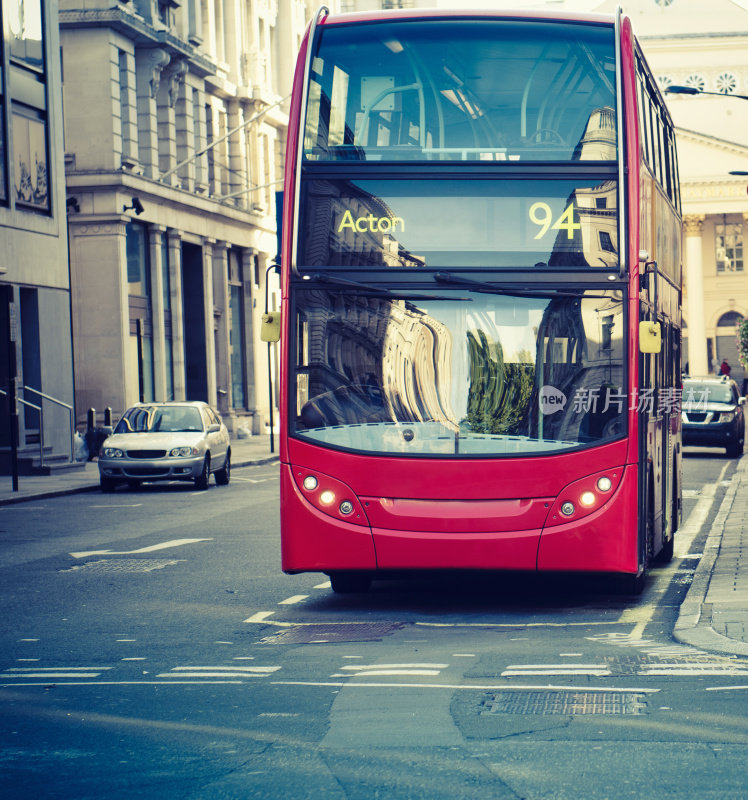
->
<box><xmin>98</xmin><ymin>402</ymin><xmax>231</xmax><ymax>492</ymax></box>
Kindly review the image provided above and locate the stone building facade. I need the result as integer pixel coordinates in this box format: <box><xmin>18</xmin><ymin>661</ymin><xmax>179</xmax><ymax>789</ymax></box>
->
<box><xmin>1</xmin><ymin>0</ymin><xmax>75</xmax><ymax>471</ymax></box>
<box><xmin>59</xmin><ymin>0</ymin><xmax>324</xmax><ymax>433</ymax></box>
<box><xmin>595</xmin><ymin>0</ymin><xmax>748</xmax><ymax>388</ymax></box>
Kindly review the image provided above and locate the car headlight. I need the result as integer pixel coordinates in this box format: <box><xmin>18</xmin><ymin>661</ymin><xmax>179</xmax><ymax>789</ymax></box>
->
<box><xmin>170</xmin><ymin>446</ymin><xmax>199</xmax><ymax>457</ymax></box>
<box><xmin>102</xmin><ymin>447</ymin><xmax>124</xmax><ymax>458</ymax></box>
<box><xmin>720</xmin><ymin>411</ymin><xmax>736</xmax><ymax>423</ymax></box>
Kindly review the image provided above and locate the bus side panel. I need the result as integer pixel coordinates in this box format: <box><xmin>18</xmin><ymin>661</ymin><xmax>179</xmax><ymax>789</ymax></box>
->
<box><xmin>536</xmin><ymin>464</ymin><xmax>639</xmax><ymax>573</ymax></box>
<box><xmin>373</xmin><ymin>528</ymin><xmax>541</xmax><ymax>571</ymax></box>
<box><xmin>280</xmin><ymin>464</ymin><xmax>377</xmax><ymax>573</ymax></box>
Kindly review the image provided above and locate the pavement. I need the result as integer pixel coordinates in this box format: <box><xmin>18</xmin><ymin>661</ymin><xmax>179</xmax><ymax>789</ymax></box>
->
<box><xmin>2</xmin><ymin>439</ymin><xmax>747</xmax><ymax>658</ymax></box>
<box><xmin>0</xmin><ymin>434</ymin><xmax>279</xmax><ymax>505</ymax></box>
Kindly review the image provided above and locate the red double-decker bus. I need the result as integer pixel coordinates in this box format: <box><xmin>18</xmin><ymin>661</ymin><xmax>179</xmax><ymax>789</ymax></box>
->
<box><xmin>270</xmin><ymin>7</ymin><xmax>682</xmax><ymax>593</ymax></box>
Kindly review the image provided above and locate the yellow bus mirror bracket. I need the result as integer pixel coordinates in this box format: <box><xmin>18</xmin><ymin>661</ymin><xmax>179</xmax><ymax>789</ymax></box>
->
<box><xmin>639</xmin><ymin>320</ymin><xmax>662</xmax><ymax>353</ymax></box>
<box><xmin>261</xmin><ymin>312</ymin><xmax>281</xmax><ymax>342</ymax></box>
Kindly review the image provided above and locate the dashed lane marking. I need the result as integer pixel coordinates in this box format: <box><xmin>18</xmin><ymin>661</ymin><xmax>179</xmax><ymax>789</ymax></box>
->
<box><xmin>331</xmin><ymin>662</ymin><xmax>449</xmax><ymax>678</ymax></box>
<box><xmin>157</xmin><ymin>665</ymin><xmax>281</xmax><ymax>679</ymax></box>
<box><xmin>70</xmin><ymin>538</ymin><xmax>212</xmax><ymax>559</ymax></box>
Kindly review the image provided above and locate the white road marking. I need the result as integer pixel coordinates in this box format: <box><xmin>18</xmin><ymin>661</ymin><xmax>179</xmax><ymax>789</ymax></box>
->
<box><xmin>243</xmin><ymin>611</ymin><xmax>281</xmax><ymax>624</ymax></box>
<box><xmin>340</xmin><ymin>663</ymin><xmax>449</xmax><ymax>671</ymax></box>
<box><xmin>314</xmin><ymin>581</ymin><xmax>332</xmax><ymax>589</ymax></box>
<box><xmin>278</xmin><ymin>595</ymin><xmax>308</xmax><ymax>605</ymax></box>
<box><xmin>332</xmin><ymin>669</ymin><xmax>442</xmax><ymax>677</ymax></box>
<box><xmin>273</xmin><ymin>681</ymin><xmax>660</xmax><ymax>693</ymax></box>
<box><xmin>158</xmin><ymin>665</ymin><xmax>281</xmax><ymax>678</ymax></box>
<box><xmin>705</xmin><ymin>685</ymin><xmax>748</xmax><ymax>692</ymax></box>
<box><xmin>70</xmin><ymin>538</ymin><xmax>212</xmax><ymax>559</ymax></box>
<box><xmin>0</xmin><ymin>680</ymin><xmax>244</xmax><ymax>687</ymax></box>
<box><xmin>502</xmin><ymin>665</ymin><xmax>611</xmax><ymax>677</ymax></box>
<box><xmin>3</xmin><ymin>667</ymin><xmax>111</xmax><ymax>679</ymax></box>
<box><xmin>89</xmin><ymin>504</ymin><xmax>143</xmax><ymax>509</ymax></box>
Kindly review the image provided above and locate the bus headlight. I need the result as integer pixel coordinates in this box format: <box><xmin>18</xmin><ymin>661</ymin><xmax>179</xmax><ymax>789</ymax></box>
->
<box><xmin>292</xmin><ymin>466</ymin><xmax>370</xmax><ymax>527</ymax></box>
<box><xmin>546</xmin><ymin>467</ymin><xmax>624</xmax><ymax>527</ymax></box>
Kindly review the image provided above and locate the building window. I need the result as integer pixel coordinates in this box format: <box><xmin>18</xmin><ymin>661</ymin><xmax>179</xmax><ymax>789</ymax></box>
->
<box><xmin>12</xmin><ymin>107</ymin><xmax>47</xmax><ymax>209</ymax></box>
<box><xmin>7</xmin><ymin>0</ymin><xmax>49</xmax><ymax>213</ymax></box>
<box><xmin>599</xmin><ymin>231</ymin><xmax>616</xmax><ymax>253</ymax></box>
<box><xmin>715</xmin><ymin>221</ymin><xmax>744</xmax><ymax>273</ymax></box>
<box><xmin>126</xmin><ymin>222</ymin><xmax>151</xmax><ymax>297</ymax></box>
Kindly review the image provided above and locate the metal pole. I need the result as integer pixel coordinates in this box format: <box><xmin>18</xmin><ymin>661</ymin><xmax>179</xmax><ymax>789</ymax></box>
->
<box><xmin>265</xmin><ymin>264</ymin><xmax>280</xmax><ymax>454</ymax></box>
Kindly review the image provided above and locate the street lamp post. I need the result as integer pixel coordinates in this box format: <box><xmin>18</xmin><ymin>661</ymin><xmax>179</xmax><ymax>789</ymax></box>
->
<box><xmin>665</xmin><ymin>85</ymin><xmax>748</xmax><ymax>101</ymax></box>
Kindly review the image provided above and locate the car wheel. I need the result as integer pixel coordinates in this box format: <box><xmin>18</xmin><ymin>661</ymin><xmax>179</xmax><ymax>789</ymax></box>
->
<box><xmin>100</xmin><ymin>476</ymin><xmax>116</xmax><ymax>493</ymax></box>
<box><xmin>727</xmin><ymin>440</ymin><xmax>743</xmax><ymax>458</ymax></box>
<box><xmin>194</xmin><ymin>456</ymin><xmax>210</xmax><ymax>490</ymax></box>
<box><xmin>215</xmin><ymin>452</ymin><xmax>230</xmax><ymax>486</ymax></box>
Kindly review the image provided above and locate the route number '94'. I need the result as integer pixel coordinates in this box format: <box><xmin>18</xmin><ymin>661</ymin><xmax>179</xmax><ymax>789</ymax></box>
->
<box><xmin>529</xmin><ymin>202</ymin><xmax>581</xmax><ymax>240</ymax></box>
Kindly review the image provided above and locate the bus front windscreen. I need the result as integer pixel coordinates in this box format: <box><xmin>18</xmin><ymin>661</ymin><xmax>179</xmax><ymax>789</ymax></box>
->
<box><xmin>291</xmin><ymin>286</ymin><xmax>625</xmax><ymax>456</ymax></box>
<box><xmin>305</xmin><ymin>19</ymin><xmax>617</xmax><ymax>163</ymax></box>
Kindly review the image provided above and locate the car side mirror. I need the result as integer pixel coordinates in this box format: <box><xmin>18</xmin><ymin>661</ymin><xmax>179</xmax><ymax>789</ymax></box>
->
<box><xmin>207</xmin><ymin>423</ymin><xmax>220</xmax><ymax>433</ymax></box>
<box><xmin>740</xmin><ymin>397</ymin><xmax>746</xmax><ymax>406</ymax></box>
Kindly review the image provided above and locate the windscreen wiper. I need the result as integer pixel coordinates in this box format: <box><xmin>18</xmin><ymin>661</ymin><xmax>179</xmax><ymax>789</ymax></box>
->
<box><xmin>306</xmin><ymin>273</ymin><xmax>470</xmax><ymax>302</ymax></box>
<box><xmin>433</xmin><ymin>272</ymin><xmax>611</xmax><ymax>299</ymax></box>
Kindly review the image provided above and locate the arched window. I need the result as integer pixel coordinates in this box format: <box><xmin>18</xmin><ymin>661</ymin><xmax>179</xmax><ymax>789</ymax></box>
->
<box><xmin>717</xmin><ymin>311</ymin><xmax>744</xmax><ymax>327</ymax></box>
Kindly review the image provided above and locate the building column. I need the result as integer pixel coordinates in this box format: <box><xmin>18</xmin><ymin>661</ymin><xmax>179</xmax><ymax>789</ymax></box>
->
<box><xmin>213</xmin><ymin>241</ymin><xmax>233</xmax><ymax>425</ymax></box>
<box><xmin>136</xmin><ymin>48</ymin><xmax>169</xmax><ymax>179</ymax></box>
<box><xmin>149</xmin><ymin>226</ymin><xmax>168</xmax><ymax>400</ymax></box>
<box><xmin>202</xmin><ymin>238</ymin><xmax>218</xmax><ymax>406</ymax></box>
<box><xmin>684</xmin><ymin>214</ymin><xmax>708</xmax><ymax>376</ymax></box>
<box><xmin>167</xmin><ymin>229</ymin><xmax>186</xmax><ymax>400</ymax></box>
<box><xmin>242</xmin><ymin>248</ymin><xmax>259</xmax><ymax>431</ymax></box>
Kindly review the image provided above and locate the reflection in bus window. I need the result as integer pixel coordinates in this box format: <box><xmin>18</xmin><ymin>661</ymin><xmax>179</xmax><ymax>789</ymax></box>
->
<box><xmin>292</xmin><ymin>287</ymin><xmax>625</xmax><ymax>456</ymax></box>
<box><xmin>305</xmin><ymin>19</ymin><xmax>617</xmax><ymax>163</ymax></box>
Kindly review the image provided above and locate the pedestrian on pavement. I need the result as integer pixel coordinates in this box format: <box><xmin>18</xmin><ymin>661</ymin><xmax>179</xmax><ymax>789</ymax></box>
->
<box><xmin>720</xmin><ymin>359</ymin><xmax>731</xmax><ymax>376</ymax></box>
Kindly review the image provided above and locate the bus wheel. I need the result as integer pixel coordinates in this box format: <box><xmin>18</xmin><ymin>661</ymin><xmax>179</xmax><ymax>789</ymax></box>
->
<box><xmin>615</xmin><ymin>571</ymin><xmax>645</xmax><ymax>595</ymax></box>
<box><xmin>329</xmin><ymin>572</ymin><xmax>372</xmax><ymax>594</ymax></box>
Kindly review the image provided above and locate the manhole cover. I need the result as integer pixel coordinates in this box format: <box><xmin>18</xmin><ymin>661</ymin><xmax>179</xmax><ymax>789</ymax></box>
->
<box><xmin>480</xmin><ymin>691</ymin><xmax>648</xmax><ymax>716</ymax></box>
<box><xmin>61</xmin><ymin>558</ymin><xmax>184</xmax><ymax>573</ymax></box>
<box><xmin>259</xmin><ymin>622</ymin><xmax>404</xmax><ymax>644</ymax></box>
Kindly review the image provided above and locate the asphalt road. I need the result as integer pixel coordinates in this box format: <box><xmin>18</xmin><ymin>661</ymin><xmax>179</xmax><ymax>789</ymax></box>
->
<box><xmin>1</xmin><ymin>456</ymin><xmax>747</xmax><ymax>799</ymax></box>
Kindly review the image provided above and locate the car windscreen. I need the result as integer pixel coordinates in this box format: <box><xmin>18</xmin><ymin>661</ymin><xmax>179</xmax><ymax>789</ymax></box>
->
<box><xmin>114</xmin><ymin>406</ymin><xmax>203</xmax><ymax>433</ymax></box>
<box><xmin>683</xmin><ymin>383</ymin><xmax>733</xmax><ymax>405</ymax></box>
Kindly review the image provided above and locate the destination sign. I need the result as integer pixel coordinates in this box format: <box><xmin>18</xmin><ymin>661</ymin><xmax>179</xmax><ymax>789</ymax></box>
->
<box><xmin>301</xmin><ymin>178</ymin><xmax>618</xmax><ymax>270</ymax></box>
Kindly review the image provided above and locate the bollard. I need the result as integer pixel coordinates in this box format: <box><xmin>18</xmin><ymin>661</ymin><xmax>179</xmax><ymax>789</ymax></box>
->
<box><xmin>104</xmin><ymin>407</ymin><xmax>112</xmax><ymax>427</ymax></box>
<box><xmin>87</xmin><ymin>407</ymin><xmax>96</xmax><ymax>432</ymax></box>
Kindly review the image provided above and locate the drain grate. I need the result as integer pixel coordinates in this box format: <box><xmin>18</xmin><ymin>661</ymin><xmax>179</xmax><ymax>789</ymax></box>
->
<box><xmin>480</xmin><ymin>690</ymin><xmax>648</xmax><ymax>716</ymax></box>
<box><xmin>61</xmin><ymin>558</ymin><xmax>185</xmax><ymax>573</ymax></box>
<box><xmin>259</xmin><ymin>622</ymin><xmax>404</xmax><ymax>644</ymax></box>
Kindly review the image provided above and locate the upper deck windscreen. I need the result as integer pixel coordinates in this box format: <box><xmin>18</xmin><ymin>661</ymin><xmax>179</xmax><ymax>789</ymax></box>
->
<box><xmin>304</xmin><ymin>18</ymin><xmax>617</xmax><ymax>163</ymax></box>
